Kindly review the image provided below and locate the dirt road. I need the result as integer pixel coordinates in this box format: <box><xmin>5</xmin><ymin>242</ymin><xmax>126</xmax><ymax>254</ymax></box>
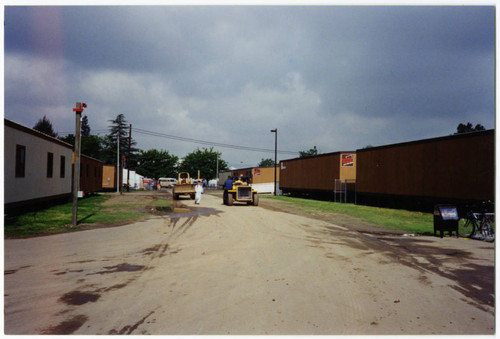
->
<box><xmin>4</xmin><ymin>191</ymin><xmax>494</xmax><ymax>334</ymax></box>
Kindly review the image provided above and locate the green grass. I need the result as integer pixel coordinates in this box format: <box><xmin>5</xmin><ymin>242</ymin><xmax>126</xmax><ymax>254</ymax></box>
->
<box><xmin>5</xmin><ymin>193</ymin><xmax>434</xmax><ymax>237</ymax></box>
<box><xmin>264</xmin><ymin>195</ymin><xmax>434</xmax><ymax>234</ymax></box>
<box><xmin>5</xmin><ymin>194</ymin><xmax>154</xmax><ymax>238</ymax></box>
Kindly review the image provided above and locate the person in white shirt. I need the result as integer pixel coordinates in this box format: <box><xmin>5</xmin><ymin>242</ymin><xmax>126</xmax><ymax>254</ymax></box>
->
<box><xmin>195</xmin><ymin>181</ymin><xmax>204</xmax><ymax>205</ymax></box>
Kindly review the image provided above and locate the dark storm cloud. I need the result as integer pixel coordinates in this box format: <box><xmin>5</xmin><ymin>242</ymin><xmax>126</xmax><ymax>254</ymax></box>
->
<box><xmin>288</xmin><ymin>6</ymin><xmax>496</xmax><ymax>146</ymax></box>
<box><xmin>4</xmin><ymin>5</ymin><xmax>495</xmax><ymax>167</ymax></box>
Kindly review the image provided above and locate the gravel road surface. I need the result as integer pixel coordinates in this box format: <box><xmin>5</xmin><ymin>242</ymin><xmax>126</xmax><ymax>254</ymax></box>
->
<box><xmin>4</xmin><ymin>191</ymin><xmax>495</xmax><ymax>334</ymax></box>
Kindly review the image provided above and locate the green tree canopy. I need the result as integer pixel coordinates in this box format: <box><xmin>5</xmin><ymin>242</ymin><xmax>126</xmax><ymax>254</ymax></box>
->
<box><xmin>81</xmin><ymin>135</ymin><xmax>104</xmax><ymax>160</ymax></box>
<box><xmin>455</xmin><ymin>122</ymin><xmax>486</xmax><ymax>134</ymax></box>
<box><xmin>258</xmin><ymin>158</ymin><xmax>275</xmax><ymax>167</ymax></box>
<box><xmin>179</xmin><ymin>147</ymin><xmax>228</xmax><ymax>180</ymax></box>
<box><xmin>136</xmin><ymin>149</ymin><xmax>179</xmax><ymax>179</ymax></box>
<box><xmin>299</xmin><ymin>146</ymin><xmax>318</xmax><ymax>158</ymax></box>
<box><xmin>81</xmin><ymin>115</ymin><xmax>91</xmax><ymax>137</ymax></box>
<box><xmin>59</xmin><ymin>134</ymin><xmax>75</xmax><ymax>146</ymax></box>
<box><xmin>33</xmin><ymin>115</ymin><xmax>57</xmax><ymax>137</ymax></box>
<box><xmin>59</xmin><ymin>115</ymin><xmax>104</xmax><ymax>160</ymax></box>
<box><xmin>101</xmin><ymin>114</ymin><xmax>140</xmax><ymax>166</ymax></box>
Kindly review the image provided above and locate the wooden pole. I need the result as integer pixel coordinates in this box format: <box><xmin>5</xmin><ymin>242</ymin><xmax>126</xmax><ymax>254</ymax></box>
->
<box><xmin>127</xmin><ymin>124</ymin><xmax>131</xmax><ymax>192</ymax></box>
<box><xmin>72</xmin><ymin>102</ymin><xmax>83</xmax><ymax>226</ymax></box>
<box><xmin>116</xmin><ymin>133</ymin><xmax>120</xmax><ymax>193</ymax></box>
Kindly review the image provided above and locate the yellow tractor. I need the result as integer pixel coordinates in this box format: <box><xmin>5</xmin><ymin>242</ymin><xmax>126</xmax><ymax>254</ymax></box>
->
<box><xmin>172</xmin><ymin>172</ymin><xmax>196</xmax><ymax>200</ymax></box>
<box><xmin>223</xmin><ymin>176</ymin><xmax>259</xmax><ymax>206</ymax></box>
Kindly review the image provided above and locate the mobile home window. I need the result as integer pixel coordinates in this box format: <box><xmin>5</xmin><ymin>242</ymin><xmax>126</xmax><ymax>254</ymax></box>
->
<box><xmin>60</xmin><ymin>155</ymin><xmax>66</xmax><ymax>178</ymax></box>
<box><xmin>15</xmin><ymin>145</ymin><xmax>26</xmax><ymax>178</ymax></box>
<box><xmin>47</xmin><ymin>152</ymin><xmax>54</xmax><ymax>178</ymax></box>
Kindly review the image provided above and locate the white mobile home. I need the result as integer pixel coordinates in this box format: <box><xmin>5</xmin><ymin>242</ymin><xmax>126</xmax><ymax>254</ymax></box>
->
<box><xmin>122</xmin><ymin>168</ymin><xmax>145</xmax><ymax>190</ymax></box>
<box><xmin>4</xmin><ymin>119</ymin><xmax>73</xmax><ymax>209</ymax></box>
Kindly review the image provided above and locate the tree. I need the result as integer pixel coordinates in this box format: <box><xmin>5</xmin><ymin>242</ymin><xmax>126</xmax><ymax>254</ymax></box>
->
<box><xmin>299</xmin><ymin>146</ymin><xmax>318</xmax><ymax>158</ymax></box>
<box><xmin>81</xmin><ymin>115</ymin><xmax>91</xmax><ymax>137</ymax></box>
<box><xmin>101</xmin><ymin>114</ymin><xmax>139</xmax><ymax>166</ymax></box>
<box><xmin>82</xmin><ymin>135</ymin><xmax>104</xmax><ymax>160</ymax></box>
<box><xmin>258</xmin><ymin>158</ymin><xmax>275</xmax><ymax>167</ymax></box>
<box><xmin>59</xmin><ymin>115</ymin><xmax>104</xmax><ymax>160</ymax></box>
<box><xmin>33</xmin><ymin>115</ymin><xmax>57</xmax><ymax>137</ymax></box>
<box><xmin>179</xmin><ymin>147</ymin><xmax>228</xmax><ymax>180</ymax></box>
<box><xmin>136</xmin><ymin>149</ymin><xmax>179</xmax><ymax>179</ymax></box>
<box><xmin>59</xmin><ymin>134</ymin><xmax>75</xmax><ymax>146</ymax></box>
<box><xmin>456</xmin><ymin>122</ymin><xmax>485</xmax><ymax>134</ymax></box>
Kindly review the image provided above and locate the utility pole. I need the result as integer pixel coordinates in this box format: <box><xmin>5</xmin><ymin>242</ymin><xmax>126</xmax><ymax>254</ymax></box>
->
<box><xmin>116</xmin><ymin>133</ymin><xmax>120</xmax><ymax>193</ymax></box>
<box><xmin>127</xmin><ymin>124</ymin><xmax>131</xmax><ymax>192</ymax></box>
<box><xmin>72</xmin><ymin>102</ymin><xmax>87</xmax><ymax>226</ymax></box>
<box><xmin>270</xmin><ymin>128</ymin><xmax>277</xmax><ymax>196</ymax></box>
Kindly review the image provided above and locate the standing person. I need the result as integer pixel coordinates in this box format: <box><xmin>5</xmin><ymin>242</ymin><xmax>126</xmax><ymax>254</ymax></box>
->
<box><xmin>223</xmin><ymin>176</ymin><xmax>234</xmax><ymax>203</ymax></box>
<box><xmin>195</xmin><ymin>180</ymin><xmax>203</xmax><ymax>205</ymax></box>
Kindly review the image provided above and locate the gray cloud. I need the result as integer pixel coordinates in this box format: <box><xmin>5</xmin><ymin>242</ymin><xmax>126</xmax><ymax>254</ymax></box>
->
<box><xmin>4</xmin><ymin>5</ymin><xmax>495</xmax><ymax>168</ymax></box>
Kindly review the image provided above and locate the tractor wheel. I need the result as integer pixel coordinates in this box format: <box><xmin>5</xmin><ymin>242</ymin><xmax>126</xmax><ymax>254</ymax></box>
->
<box><xmin>227</xmin><ymin>194</ymin><xmax>233</xmax><ymax>206</ymax></box>
<box><xmin>252</xmin><ymin>194</ymin><xmax>259</xmax><ymax>206</ymax></box>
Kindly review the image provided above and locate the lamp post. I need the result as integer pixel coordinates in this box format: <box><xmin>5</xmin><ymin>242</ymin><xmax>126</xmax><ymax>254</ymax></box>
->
<box><xmin>270</xmin><ymin>128</ymin><xmax>277</xmax><ymax>196</ymax></box>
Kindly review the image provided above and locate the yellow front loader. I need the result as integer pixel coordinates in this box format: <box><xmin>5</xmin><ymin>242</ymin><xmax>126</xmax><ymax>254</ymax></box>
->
<box><xmin>172</xmin><ymin>172</ymin><xmax>197</xmax><ymax>200</ymax></box>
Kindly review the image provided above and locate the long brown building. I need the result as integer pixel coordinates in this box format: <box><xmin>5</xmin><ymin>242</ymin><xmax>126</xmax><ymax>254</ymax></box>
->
<box><xmin>356</xmin><ymin>130</ymin><xmax>494</xmax><ymax>210</ymax></box>
<box><xmin>277</xmin><ymin>130</ymin><xmax>494</xmax><ymax>212</ymax></box>
<box><xmin>279</xmin><ymin>151</ymin><xmax>356</xmax><ymax>198</ymax></box>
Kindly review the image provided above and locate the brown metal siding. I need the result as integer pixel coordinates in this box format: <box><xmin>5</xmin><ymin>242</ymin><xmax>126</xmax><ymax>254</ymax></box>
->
<box><xmin>74</xmin><ymin>154</ymin><xmax>103</xmax><ymax>193</ymax></box>
<box><xmin>356</xmin><ymin>131</ymin><xmax>494</xmax><ymax>201</ymax></box>
<box><xmin>280</xmin><ymin>152</ymin><xmax>356</xmax><ymax>192</ymax></box>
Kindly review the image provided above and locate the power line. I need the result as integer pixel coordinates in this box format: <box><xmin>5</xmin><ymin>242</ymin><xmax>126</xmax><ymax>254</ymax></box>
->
<box><xmin>132</xmin><ymin>127</ymin><xmax>299</xmax><ymax>155</ymax></box>
<box><xmin>58</xmin><ymin>129</ymin><xmax>107</xmax><ymax>136</ymax></box>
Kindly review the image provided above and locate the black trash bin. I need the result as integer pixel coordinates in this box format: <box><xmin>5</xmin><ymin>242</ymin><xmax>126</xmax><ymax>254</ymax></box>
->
<box><xmin>433</xmin><ymin>205</ymin><xmax>459</xmax><ymax>238</ymax></box>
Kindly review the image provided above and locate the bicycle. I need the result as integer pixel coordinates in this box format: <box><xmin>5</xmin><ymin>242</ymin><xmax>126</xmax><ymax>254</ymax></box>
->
<box><xmin>459</xmin><ymin>201</ymin><xmax>495</xmax><ymax>242</ymax></box>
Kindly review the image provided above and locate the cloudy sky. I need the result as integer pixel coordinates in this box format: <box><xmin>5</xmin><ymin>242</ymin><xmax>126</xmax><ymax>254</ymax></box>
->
<box><xmin>4</xmin><ymin>4</ymin><xmax>496</xmax><ymax>169</ymax></box>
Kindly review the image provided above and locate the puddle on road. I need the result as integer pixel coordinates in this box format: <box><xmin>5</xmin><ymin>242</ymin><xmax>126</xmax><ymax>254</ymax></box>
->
<box><xmin>59</xmin><ymin>291</ymin><xmax>100</xmax><ymax>305</ymax></box>
<box><xmin>173</xmin><ymin>207</ymin><xmax>191</xmax><ymax>213</ymax></box>
<box><xmin>88</xmin><ymin>263</ymin><xmax>146</xmax><ymax>275</ymax></box>
<box><xmin>166</xmin><ymin>202</ymin><xmax>221</xmax><ymax>219</ymax></box>
<box><xmin>150</xmin><ymin>200</ymin><xmax>220</xmax><ymax>219</ymax></box>
<box><xmin>106</xmin><ymin>263</ymin><xmax>144</xmax><ymax>272</ymax></box>
<box><xmin>41</xmin><ymin>314</ymin><xmax>88</xmax><ymax>335</ymax></box>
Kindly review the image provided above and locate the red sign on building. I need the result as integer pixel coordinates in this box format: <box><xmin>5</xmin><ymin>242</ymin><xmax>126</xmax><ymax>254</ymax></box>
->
<box><xmin>342</xmin><ymin>154</ymin><xmax>354</xmax><ymax>167</ymax></box>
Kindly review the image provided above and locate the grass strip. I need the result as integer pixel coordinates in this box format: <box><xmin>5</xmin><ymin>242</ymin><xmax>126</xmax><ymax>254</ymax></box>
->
<box><xmin>264</xmin><ymin>195</ymin><xmax>434</xmax><ymax>234</ymax></box>
<box><xmin>5</xmin><ymin>194</ymin><xmax>153</xmax><ymax>238</ymax></box>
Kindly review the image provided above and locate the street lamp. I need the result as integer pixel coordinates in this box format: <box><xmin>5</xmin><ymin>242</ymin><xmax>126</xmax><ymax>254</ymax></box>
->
<box><xmin>270</xmin><ymin>128</ymin><xmax>277</xmax><ymax>196</ymax></box>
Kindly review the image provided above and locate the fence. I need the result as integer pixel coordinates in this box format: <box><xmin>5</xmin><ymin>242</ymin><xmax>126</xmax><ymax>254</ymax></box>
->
<box><xmin>334</xmin><ymin>179</ymin><xmax>357</xmax><ymax>204</ymax></box>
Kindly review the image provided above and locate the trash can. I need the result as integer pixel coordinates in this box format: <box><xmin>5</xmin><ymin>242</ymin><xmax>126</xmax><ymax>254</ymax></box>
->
<box><xmin>433</xmin><ymin>205</ymin><xmax>459</xmax><ymax>238</ymax></box>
